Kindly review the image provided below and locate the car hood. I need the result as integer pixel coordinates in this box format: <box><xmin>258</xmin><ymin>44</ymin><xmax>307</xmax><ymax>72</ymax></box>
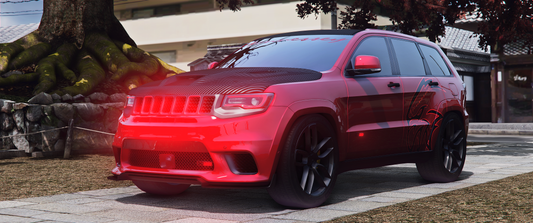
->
<box><xmin>129</xmin><ymin>67</ymin><xmax>322</xmax><ymax>96</ymax></box>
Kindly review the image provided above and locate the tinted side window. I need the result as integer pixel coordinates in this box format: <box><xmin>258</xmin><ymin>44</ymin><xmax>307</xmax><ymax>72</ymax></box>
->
<box><xmin>390</xmin><ymin>38</ymin><xmax>425</xmax><ymax>76</ymax></box>
<box><xmin>420</xmin><ymin>44</ymin><xmax>451</xmax><ymax>76</ymax></box>
<box><xmin>350</xmin><ymin>36</ymin><xmax>392</xmax><ymax>75</ymax></box>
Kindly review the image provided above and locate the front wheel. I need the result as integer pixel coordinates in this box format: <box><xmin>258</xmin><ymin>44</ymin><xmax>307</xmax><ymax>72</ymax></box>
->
<box><xmin>133</xmin><ymin>180</ymin><xmax>190</xmax><ymax>196</ymax></box>
<box><xmin>268</xmin><ymin>115</ymin><xmax>338</xmax><ymax>208</ymax></box>
<box><xmin>416</xmin><ymin>113</ymin><xmax>466</xmax><ymax>182</ymax></box>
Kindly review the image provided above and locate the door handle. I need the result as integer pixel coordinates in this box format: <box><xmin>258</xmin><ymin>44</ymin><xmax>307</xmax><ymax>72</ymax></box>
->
<box><xmin>388</xmin><ymin>82</ymin><xmax>400</xmax><ymax>88</ymax></box>
<box><xmin>428</xmin><ymin>81</ymin><xmax>439</xmax><ymax>86</ymax></box>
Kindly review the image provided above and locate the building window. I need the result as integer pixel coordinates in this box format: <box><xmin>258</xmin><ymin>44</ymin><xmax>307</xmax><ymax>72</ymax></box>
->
<box><xmin>120</xmin><ymin>4</ymin><xmax>181</xmax><ymax>20</ymax></box>
<box><xmin>132</xmin><ymin>8</ymin><xmax>154</xmax><ymax>19</ymax></box>
<box><xmin>462</xmin><ymin>75</ymin><xmax>474</xmax><ymax>102</ymax></box>
<box><xmin>151</xmin><ymin>51</ymin><xmax>177</xmax><ymax>64</ymax></box>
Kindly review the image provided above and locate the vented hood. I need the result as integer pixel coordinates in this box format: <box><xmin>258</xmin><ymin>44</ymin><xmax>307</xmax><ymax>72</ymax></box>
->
<box><xmin>129</xmin><ymin>67</ymin><xmax>322</xmax><ymax>96</ymax></box>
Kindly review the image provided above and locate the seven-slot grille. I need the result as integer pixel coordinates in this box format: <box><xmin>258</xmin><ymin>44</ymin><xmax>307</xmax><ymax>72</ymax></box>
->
<box><xmin>133</xmin><ymin>95</ymin><xmax>216</xmax><ymax>115</ymax></box>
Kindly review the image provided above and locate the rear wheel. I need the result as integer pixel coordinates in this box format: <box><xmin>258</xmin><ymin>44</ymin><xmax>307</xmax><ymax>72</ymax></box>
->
<box><xmin>133</xmin><ymin>180</ymin><xmax>190</xmax><ymax>196</ymax></box>
<box><xmin>416</xmin><ymin>113</ymin><xmax>466</xmax><ymax>182</ymax></box>
<box><xmin>268</xmin><ymin>115</ymin><xmax>338</xmax><ymax>208</ymax></box>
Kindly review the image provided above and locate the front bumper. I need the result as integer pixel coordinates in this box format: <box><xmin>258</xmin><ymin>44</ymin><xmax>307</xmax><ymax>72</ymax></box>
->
<box><xmin>111</xmin><ymin>106</ymin><xmax>292</xmax><ymax>188</ymax></box>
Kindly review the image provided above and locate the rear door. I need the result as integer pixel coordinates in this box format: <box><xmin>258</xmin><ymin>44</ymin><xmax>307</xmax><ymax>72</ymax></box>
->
<box><xmin>390</xmin><ymin>38</ymin><xmax>445</xmax><ymax>152</ymax></box>
<box><xmin>344</xmin><ymin>36</ymin><xmax>405</xmax><ymax>159</ymax></box>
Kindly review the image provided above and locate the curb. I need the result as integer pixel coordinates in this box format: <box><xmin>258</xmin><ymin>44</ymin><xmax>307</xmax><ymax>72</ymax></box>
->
<box><xmin>469</xmin><ymin>129</ymin><xmax>533</xmax><ymax>136</ymax></box>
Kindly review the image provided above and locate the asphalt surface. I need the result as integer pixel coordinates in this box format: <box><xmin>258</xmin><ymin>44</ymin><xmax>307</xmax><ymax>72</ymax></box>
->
<box><xmin>1</xmin><ymin>138</ymin><xmax>533</xmax><ymax>222</ymax></box>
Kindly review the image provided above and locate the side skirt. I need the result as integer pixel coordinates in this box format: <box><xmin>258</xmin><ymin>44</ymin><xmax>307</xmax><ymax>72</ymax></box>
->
<box><xmin>338</xmin><ymin>151</ymin><xmax>433</xmax><ymax>173</ymax></box>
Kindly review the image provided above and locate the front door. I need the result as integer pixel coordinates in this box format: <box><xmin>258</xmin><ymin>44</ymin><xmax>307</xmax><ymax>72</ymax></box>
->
<box><xmin>344</xmin><ymin>36</ymin><xmax>404</xmax><ymax>159</ymax></box>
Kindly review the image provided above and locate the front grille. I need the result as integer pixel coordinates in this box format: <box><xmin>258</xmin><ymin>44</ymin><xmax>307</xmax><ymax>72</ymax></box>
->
<box><xmin>133</xmin><ymin>95</ymin><xmax>216</xmax><ymax>115</ymax></box>
<box><xmin>124</xmin><ymin>139</ymin><xmax>214</xmax><ymax>171</ymax></box>
<box><xmin>225</xmin><ymin>153</ymin><xmax>258</xmax><ymax>175</ymax></box>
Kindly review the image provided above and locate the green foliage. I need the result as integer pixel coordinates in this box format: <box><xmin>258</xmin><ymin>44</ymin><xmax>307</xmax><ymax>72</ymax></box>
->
<box><xmin>297</xmin><ymin>0</ymin><xmax>533</xmax><ymax>51</ymax></box>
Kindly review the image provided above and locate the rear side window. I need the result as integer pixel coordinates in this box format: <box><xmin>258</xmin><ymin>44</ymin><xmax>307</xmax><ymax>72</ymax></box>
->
<box><xmin>350</xmin><ymin>36</ymin><xmax>392</xmax><ymax>75</ymax></box>
<box><xmin>391</xmin><ymin>38</ymin><xmax>426</xmax><ymax>76</ymax></box>
<box><xmin>419</xmin><ymin>44</ymin><xmax>451</xmax><ymax>76</ymax></box>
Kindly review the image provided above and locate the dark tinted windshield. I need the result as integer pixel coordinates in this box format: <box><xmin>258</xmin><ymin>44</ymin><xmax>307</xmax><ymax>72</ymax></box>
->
<box><xmin>216</xmin><ymin>35</ymin><xmax>353</xmax><ymax>72</ymax></box>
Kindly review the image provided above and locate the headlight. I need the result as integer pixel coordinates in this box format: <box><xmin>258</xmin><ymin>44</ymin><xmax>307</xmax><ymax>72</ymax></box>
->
<box><xmin>123</xmin><ymin>95</ymin><xmax>135</xmax><ymax>118</ymax></box>
<box><xmin>126</xmin><ymin>95</ymin><xmax>135</xmax><ymax>107</ymax></box>
<box><xmin>214</xmin><ymin>93</ymin><xmax>274</xmax><ymax>119</ymax></box>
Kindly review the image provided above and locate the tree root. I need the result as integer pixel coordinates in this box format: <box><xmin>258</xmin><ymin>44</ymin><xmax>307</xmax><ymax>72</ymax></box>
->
<box><xmin>33</xmin><ymin>55</ymin><xmax>57</xmax><ymax>95</ymax></box>
<box><xmin>85</xmin><ymin>33</ymin><xmax>159</xmax><ymax>82</ymax></box>
<box><xmin>55</xmin><ymin>50</ymin><xmax>105</xmax><ymax>96</ymax></box>
<box><xmin>14</xmin><ymin>31</ymin><xmax>42</xmax><ymax>49</ymax></box>
<box><xmin>1</xmin><ymin>30</ymin><xmax>186</xmax><ymax>96</ymax></box>
<box><xmin>0</xmin><ymin>73</ymin><xmax>39</xmax><ymax>85</ymax></box>
<box><xmin>0</xmin><ymin>43</ymin><xmax>24</xmax><ymax>73</ymax></box>
<box><xmin>9</xmin><ymin>42</ymin><xmax>52</xmax><ymax>70</ymax></box>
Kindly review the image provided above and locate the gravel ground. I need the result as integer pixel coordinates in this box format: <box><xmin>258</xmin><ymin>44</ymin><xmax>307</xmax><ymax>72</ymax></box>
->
<box><xmin>0</xmin><ymin>154</ymin><xmax>132</xmax><ymax>201</ymax></box>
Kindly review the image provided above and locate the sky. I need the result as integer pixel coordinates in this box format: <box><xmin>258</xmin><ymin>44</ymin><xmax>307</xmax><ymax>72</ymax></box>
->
<box><xmin>0</xmin><ymin>0</ymin><xmax>43</xmax><ymax>27</ymax></box>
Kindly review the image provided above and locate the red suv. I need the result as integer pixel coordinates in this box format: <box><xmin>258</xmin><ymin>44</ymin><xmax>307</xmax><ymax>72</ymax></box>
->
<box><xmin>110</xmin><ymin>29</ymin><xmax>468</xmax><ymax>208</ymax></box>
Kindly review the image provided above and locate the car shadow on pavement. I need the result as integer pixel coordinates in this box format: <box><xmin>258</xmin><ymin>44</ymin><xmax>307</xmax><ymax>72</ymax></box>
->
<box><xmin>114</xmin><ymin>165</ymin><xmax>474</xmax><ymax>214</ymax></box>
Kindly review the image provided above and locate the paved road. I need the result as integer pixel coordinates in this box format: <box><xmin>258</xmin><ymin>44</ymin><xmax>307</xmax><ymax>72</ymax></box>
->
<box><xmin>2</xmin><ymin>143</ymin><xmax>533</xmax><ymax>223</ymax></box>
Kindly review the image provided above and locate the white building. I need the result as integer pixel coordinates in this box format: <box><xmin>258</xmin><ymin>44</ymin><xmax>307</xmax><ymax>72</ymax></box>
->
<box><xmin>113</xmin><ymin>0</ymin><xmax>392</xmax><ymax>71</ymax></box>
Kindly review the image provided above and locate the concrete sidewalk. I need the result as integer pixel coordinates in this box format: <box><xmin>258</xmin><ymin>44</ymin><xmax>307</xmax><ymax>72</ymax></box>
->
<box><xmin>1</xmin><ymin>143</ymin><xmax>533</xmax><ymax>223</ymax></box>
<box><xmin>469</xmin><ymin>122</ymin><xmax>533</xmax><ymax>135</ymax></box>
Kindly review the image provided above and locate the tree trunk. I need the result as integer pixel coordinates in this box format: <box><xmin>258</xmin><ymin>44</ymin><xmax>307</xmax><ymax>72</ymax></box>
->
<box><xmin>39</xmin><ymin>0</ymin><xmax>135</xmax><ymax>48</ymax></box>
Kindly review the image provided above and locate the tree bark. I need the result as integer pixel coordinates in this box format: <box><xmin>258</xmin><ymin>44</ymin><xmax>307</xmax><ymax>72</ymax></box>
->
<box><xmin>39</xmin><ymin>0</ymin><xmax>135</xmax><ymax>48</ymax></box>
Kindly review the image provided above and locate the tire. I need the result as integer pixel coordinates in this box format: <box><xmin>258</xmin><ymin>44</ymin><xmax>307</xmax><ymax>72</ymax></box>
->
<box><xmin>133</xmin><ymin>180</ymin><xmax>190</xmax><ymax>196</ymax></box>
<box><xmin>268</xmin><ymin>114</ymin><xmax>338</xmax><ymax>208</ymax></box>
<box><xmin>416</xmin><ymin>113</ymin><xmax>466</xmax><ymax>182</ymax></box>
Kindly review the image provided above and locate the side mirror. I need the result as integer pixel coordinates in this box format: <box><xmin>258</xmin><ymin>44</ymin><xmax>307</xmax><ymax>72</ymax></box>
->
<box><xmin>346</xmin><ymin>55</ymin><xmax>381</xmax><ymax>76</ymax></box>
<box><xmin>208</xmin><ymin>62</ymin><xmax>219</xmax><ymax>69</ymax></box>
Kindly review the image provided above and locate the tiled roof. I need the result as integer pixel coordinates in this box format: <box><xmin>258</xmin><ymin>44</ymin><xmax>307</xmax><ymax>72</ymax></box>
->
<box><xmin>438</xmin><ymin>26</ymin><xmax>489</xmax><ymax>54</ymax></box>
<box><xmin>504</xmin><ymin>40</ymin><xmax>533</xmax><ymax>56</ymax></box>
<box><xmin>0</xmin><ymin>23</ymin><xmax>39</xmax><ymax>44</ymax></box>
<box><xmin>455</xmin><ymin>13</ymin><xmax>483</xmax><ymax>24</ymax></box>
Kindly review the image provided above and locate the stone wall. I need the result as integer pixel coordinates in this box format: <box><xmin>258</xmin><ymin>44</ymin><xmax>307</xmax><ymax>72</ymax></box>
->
<box><xmin>0</xmin><ymin>92</ymin><xmax>126</xmax><ymax>156</ymax></box>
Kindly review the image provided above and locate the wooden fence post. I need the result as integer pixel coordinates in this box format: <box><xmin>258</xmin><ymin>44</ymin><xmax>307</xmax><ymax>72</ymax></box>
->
<box><xmin>63</xmin><ymin>119</ymin><xmax>74</xmax><ymax>159</ymax></box>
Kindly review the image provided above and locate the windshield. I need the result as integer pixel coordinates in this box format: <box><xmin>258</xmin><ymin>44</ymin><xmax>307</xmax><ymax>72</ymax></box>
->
<box><xmin>216</xmin><ymin>35</ymin><xmax>353</xmax><ymax>72</ymax></box>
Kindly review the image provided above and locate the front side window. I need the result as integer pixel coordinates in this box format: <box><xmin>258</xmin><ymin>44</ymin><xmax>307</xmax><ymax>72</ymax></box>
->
<box><xmin>419</xmin><ymin>44</ymin><xmax>451</xmax><ymax>76</ymax></box>
<box><xmin>216</xmin><ymin>35</ymin><xmax>352</xmax><ymax>72</ymax></box>
<box><xmin>391</xmin><ymin>38</ymin><xmax>426</xmax><ymax>76</ymax></box>
<box><xmin>349</xmin><ymin>36</ymin><xmax>392</xmax><ymax>75</ymax></box>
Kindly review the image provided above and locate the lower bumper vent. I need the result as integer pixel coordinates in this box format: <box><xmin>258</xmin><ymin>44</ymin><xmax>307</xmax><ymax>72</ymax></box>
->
<box><xmin>225</xmin><ymin>153</ymin><xmax>258</xmax><ymax>175</ymax></box>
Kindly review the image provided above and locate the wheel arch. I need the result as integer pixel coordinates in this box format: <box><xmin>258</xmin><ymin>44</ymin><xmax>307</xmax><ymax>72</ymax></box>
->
<box><xmin>269</xmin><ymin>100</ymin><xmax>345</xmax><ymax>180</ymax></box>
<box><xmin>428</xmin><ymin>98</ymin><xmax>468</xmax><ymax>152</ymax></box>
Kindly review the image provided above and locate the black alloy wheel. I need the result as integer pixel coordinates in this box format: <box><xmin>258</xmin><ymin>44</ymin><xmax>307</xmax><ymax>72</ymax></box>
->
<box><xmin>417</xmin><ymin>113</ymin><xmax>466</xmax><ymax>182</ymax></box>
<box><xmin>442</xmin><ymin>116</ymin><xmax>465</xmax><ymax>173</ymax></box>
<box><xmin>268</xmin><ymin>114</ymin><xmax>338</xmax><ymax>208</ymax></box>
